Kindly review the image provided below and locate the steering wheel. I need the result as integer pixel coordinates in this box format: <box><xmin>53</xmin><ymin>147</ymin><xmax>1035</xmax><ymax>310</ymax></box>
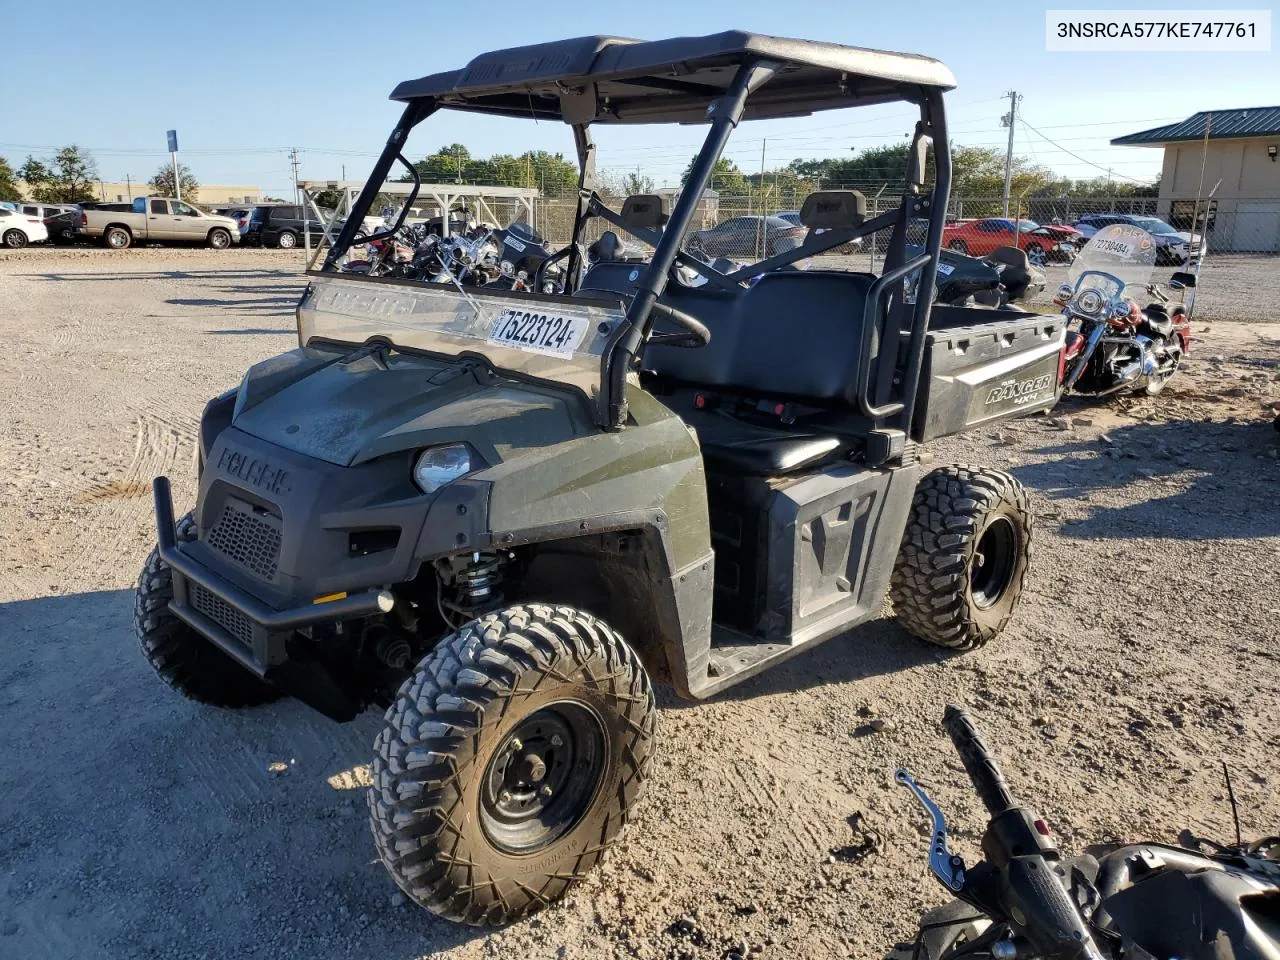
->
<box><xmin>647</xmin><ymin>301</ymin><xmax>710</xmax><ymax>349</ymax></box>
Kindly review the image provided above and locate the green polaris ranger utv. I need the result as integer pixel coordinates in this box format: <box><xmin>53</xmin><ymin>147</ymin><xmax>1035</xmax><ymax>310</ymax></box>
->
<box><xmin>136</xmin><ymin>32</ymin><xmax>1064</xmax><ymax>925</ymax></box>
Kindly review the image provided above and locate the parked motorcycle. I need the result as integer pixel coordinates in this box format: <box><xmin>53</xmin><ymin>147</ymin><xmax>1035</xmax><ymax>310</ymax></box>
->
<box><xmin>906</xmin><ymin>244</ymin><xmax>1046</xmax><ymax>309</ymax></box>
<box><xmin>488</xmin><ymin>221</ymin><xmax>566</xmax><ymax>293</ymax></box>
<box><xmin>1057</xmin><ymin>224</ymin><xmax>1196</xmax><ymax>398</ymax></box>
<box><xmin>896</xmin><ymin>705</ymin><xmax>1280</xmax><ymax>960</ymax></box>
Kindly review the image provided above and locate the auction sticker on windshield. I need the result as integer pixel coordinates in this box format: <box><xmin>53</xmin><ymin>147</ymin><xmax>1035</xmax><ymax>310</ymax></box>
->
<box><xmin>487</xmin><ymin>308</ymin><xmax>590</xmax><ymax>358</ymax></box>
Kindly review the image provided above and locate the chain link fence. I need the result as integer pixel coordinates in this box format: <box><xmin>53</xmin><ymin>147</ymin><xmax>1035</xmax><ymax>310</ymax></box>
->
<box><xmin>525</xmin><ymin>193</ymin><xmax>1280</xmax><ymax>259</ymax></box>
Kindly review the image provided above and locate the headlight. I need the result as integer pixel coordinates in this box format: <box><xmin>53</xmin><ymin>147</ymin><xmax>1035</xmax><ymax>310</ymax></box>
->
<box><xmin>412</xmin><ymin>443</ymin><xmax>474</xmax><ymax>494</ymax></box>
<box><xmin>1073</xmin><ymin>288</ymin><xmax>1107</xmax><ymax>318</ymax></box>
<box><xmin>499</xmin><ymin>259</ymin><xmax>514</xmax><ymax>277</ymax></box>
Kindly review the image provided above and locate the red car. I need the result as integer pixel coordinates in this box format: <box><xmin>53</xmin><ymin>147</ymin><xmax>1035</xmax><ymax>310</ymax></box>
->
<box><xmin>941</xmin><ymin>217</ymin><xmax>1081</xmax><ymax>264</ymax></box>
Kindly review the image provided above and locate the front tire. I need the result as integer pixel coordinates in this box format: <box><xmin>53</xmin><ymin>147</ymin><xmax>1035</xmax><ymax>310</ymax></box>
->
<box><xmin>134</xmin><ymin>512</ymin><xmax>281</xmax><ymax>707</ymax></box>
<box><xmin>3</xmin><ymin>229</ymin><xmax>29</xmax><ymax>249</ymax></box>
<box><xmin>369</xmin><ymin>604</ymin><xmax>656</xmax><ymax>925</ymax></box>
<box><xmin>891</xmin><ymin>465</ymin><xmax>1032</xmax><ymax>651</ymax></box>
<box><xmin>275</xmin><ymin>230</ymin><xmax>297</xmax><ymax>249</ymax></box>
<box><xmin>207</xmin><ymin>228</ymin><xmax>232</xmax><ymax>250</ymax></box>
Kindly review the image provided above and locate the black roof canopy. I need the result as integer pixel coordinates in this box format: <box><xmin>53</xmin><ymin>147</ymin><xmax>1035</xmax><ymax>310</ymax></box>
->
<box><xmin>390</xmin><ymin>31</ymin><xmax>956</xmax><ymax>124</ymax></box>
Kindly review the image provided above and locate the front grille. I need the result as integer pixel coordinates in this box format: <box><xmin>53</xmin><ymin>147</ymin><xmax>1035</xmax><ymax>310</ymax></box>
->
<box><xmin>190</xmin><ymin>583</ymin><xmax>255</xmax><ymax>648</ymax></box>
<box><xmin>205</xmin><ymin>500</ymin><xmax>282</xmax><ymax>581</ymax></box>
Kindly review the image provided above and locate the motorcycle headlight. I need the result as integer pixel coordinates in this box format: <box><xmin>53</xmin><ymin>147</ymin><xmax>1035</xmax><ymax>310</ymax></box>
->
<box><xmin>499</xmin><ymin>259</ymin><xmax>514</xmax><ymax>277</ymax></box>
<box><xmin>1073</xmin><ymin>288</ymin><xmax>1106</xmax><ymax>318</ymax></box>
<box><xmin>412</xmin><ymin>443</ymin><xmax>475</xmax><ymax>494</ymax></box>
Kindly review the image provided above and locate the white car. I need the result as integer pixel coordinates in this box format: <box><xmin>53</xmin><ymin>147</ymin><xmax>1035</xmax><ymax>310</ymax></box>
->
<box><xmin>0</xmin><ymin>208</ymin><xmax>49</xmax><ymax>248</ymax></box>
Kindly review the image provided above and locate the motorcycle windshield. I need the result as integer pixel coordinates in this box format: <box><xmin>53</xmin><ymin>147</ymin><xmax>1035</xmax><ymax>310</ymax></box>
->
<box><xmin>1067</xmin><ymin>224</ymin><xmax>1157</xmax><ymax>300</ymax></box>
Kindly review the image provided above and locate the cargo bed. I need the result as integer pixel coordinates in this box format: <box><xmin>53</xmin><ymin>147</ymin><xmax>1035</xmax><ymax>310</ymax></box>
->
<box><xmin>911</xmin><ymin>305</ymin><xmax>1064</xmax><ymax>442</ymax></box>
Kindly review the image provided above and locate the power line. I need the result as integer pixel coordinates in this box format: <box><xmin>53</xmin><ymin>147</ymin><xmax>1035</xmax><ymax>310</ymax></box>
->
<box><xmin>1016</xmin><ymin>110</ymin><xmax>1148</xmax><ymax>183</ymax></box>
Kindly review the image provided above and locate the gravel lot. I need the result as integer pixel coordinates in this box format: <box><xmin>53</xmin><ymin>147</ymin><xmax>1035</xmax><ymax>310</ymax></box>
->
<box><xmin>2</xmin><ymin>247</ymin><xmax>1279</xmax><ymax>960</ymax></box>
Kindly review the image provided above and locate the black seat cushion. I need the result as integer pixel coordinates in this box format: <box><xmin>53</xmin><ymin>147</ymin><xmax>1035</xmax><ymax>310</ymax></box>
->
<box><xmin>683</xmin><ymin>408</ymin><xmax>845</xmax><ymax>475</ymax></box>
<box><xmin>578</xmin><ymin>263</ymin><xmax>873</xmax><ymax>404</ymax></box>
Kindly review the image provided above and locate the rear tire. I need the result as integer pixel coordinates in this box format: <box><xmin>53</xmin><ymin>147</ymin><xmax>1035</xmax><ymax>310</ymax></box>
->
<box><xmin>369</xmin><ymin>604</ymin><xmax>656</xmax><ymax>925</ymax></box>
<box><xmin>3</xmin><ymin>229</ymin><xmax>29</xmax><ymax>249</ymax></box>
<box><xmin>134</xmin><ymin>512</ymin><xmax>280</xmax><ymax>707</ymax></box>
<box><xmin>104</xmin><ymin>226</ymin><xmax>131</xmax><ymax>249</ymax></box>
<box><xmin>276</xmin><ymin>230</ymin><xmax>297</xmax><ymax>249</ymax></box>
<box><xmin>207</xmin><ymin>228</ymin><xmax>231</xmax><ymax>250</ymax></box>
<box><xmin>891</xmin><ymin>465</ymin><xmax>1032</xmax><ymax>651</ymax></box>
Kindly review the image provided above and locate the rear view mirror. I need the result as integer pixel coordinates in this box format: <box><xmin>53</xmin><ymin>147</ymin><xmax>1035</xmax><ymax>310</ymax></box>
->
<box><xmin>1169</xmin><ymin>270</ymin><xmax>1196</xmax><ymax>288</ymax></box>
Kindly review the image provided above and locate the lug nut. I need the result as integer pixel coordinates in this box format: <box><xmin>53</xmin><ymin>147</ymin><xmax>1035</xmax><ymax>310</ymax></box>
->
<box><xmin>508</xmin><ymin>738</ymin><xmax>523</xmax><ymax>753</ymax></box>
<box><xmin>550</xmin><ymin>734</ymin><xmax>563</xmax><ymax>748</ymax></box>
<box><xmin>499</xmin><ymin>790</ymin><xmax>512</xmax><ymax>803</ymax></box>
<box><xmin>540</xmin><ymin>785</ymin><xmax>553</xmax><ymax>798</ymax></box>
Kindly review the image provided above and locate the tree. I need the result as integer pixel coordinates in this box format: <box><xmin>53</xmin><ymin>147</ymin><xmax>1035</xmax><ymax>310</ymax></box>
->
<box><xmin>149</xmin><ymin>162</ymin><xmax>200</xmax><ymax>201</ymax></box>
<box><xmin>408</xmin><ymin>145</ymin><xmax>580</xmax><ymax>198</ymax></box>
<box><xmin>19</xmin><ymin>145</ymin><xmax>99</xmax><ymax>203</ymax></box>
<box><xmin>312</xmin><ymin>188</ymin><xmax>346</xmax><ymax>210</ymax></box>
<box><xmin>680</xmin><ymin>156</ymin><xmax>749</xmax><ymax>196</ymax></box>
<box><xmin>0</xmin><ymin>157</ymin><xmax>20</xmax><ymax>202</ymax></box>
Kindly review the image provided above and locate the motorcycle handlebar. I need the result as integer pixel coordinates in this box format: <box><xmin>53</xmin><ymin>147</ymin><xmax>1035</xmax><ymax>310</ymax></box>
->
<box><xmin>942</xmin><ymin>704</ymin><xmax>1017</xmax><ymax>817</ymax></box>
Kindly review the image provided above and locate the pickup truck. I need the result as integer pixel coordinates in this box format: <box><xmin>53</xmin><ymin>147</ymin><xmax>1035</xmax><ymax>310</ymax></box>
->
<box><xmin>77</xmin><ymin>197</ymin><xmax>241</xmax><ymax>250</ymax></box>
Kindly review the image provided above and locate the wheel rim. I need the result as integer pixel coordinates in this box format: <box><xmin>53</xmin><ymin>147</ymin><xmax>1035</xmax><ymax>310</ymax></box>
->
<box><xmin>212</xmin><ymin>232</ymin><xmax>228</xmax><ymax>248</ymax></box>
<box><xmin>479</xmin><ymin>700</ymin><xmax>607</xmax><ymax>854</ymax></box>
<box><xmin>109</xmin><ymin>231</ymin><xmax>125</xmax><ymax>248</ymax></box>
<box><xmin>5</xmin><ymin>231</ymin><xmax>24</xmax><ymax>248</ymax></box>
<box><xmin>1028</xmin><ymin>244</ymin><xmax>1044</xmax><ymax>266</ymax></box>
<box><xmin>279</xmin><ymin>233</ymin><xmax>295</xmax><ymax>248</ymax></box>
<box><xmin>949</xmin><ymin>240</ymin><xmax>966</xmax><ymax>253</ymax></box>
<box><xmin>971</xmin><ymin>516</ymin><xmax>1018</xmax><ymax>609</ymax></box>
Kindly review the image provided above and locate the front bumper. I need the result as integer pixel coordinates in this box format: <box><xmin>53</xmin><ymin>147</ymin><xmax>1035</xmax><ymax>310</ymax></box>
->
<box><xmin>153</xmin><ymin>476</ymin><xmax>393</xmax><ymax>676</ymax></box>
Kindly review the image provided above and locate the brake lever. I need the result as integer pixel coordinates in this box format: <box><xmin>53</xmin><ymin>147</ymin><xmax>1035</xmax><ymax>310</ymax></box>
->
<box><xmin>895</xmin><ymin>768</ymin><xmax>966</xmax><ymax>892</ymax></box>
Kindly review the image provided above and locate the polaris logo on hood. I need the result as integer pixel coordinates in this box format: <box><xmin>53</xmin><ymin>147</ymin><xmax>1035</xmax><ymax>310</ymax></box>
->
<box><xmin>986</xmin><ymin>374</ymin><xmax>1053</xmax><ymax>407</ymax></box>
<box><xmin>217</xmin><ymin>447</ymin><xmax>292</xmax><ymax>495</ymax></box>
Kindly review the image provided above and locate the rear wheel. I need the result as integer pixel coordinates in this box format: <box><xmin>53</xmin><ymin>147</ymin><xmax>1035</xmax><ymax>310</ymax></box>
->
<box><xmin>369</xmin><ymin>604</ymin><xmax>656</xmax><ymax>924</ymax></box>
<box><xmin>207</xmin><ymin>228</ymin><xmax>232</xmax><ymax>250</ymax></box>
<box><xmin>134</xmin><ymin>512</ymin><xmax>281</xmax><ymax>707</ymax></box>
<box><xmin>275</xmin><ymin>230</ymin><xmax>297</xmax><ymax>249</ymax></box>
<box><xmin>1145</xmin><ymin>334</ymin><xmax>1184</xmax><ymax>396</ymax></box>
<box><xmin>104</xmin><ymin>226</ymin><xmax>131</xmax><ymax>249</ymax></box>
<box><xmin>3</xmin><ymin>229</ymin><xmax>27</xmax><ymax>249</ymax></box>
<box><xmin>948</xmin><ymin>239</ymin><xmax>968</xmax><ymax>255</ymax></box>
<box><xmin>891</xmin><ymin>465</ymin><xmax>1032</xmax><ymax>651</ymax></box>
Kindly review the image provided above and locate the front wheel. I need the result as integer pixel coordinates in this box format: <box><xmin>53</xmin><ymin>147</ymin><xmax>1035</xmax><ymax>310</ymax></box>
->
<box><xmin>948</xmin><ymin>239</ymin><xmax>968</xmax><ymax>255</ymax></box>
<box><xmin>891</xmin><ymin>465</ymin><xmax>1032</xmax><ymax>651</ymax></box>
<box><xmin>369</xmin><ymin>604</ymin><xmax>656</xmax><ymax>925</ymax></box>
<box><xmin>275</xmin><ymin>230</ymin><xmax>297</xmax><ymax>249</ymax></box>
<box><xmin>207</xmin><ymin>228</ymin><xmax>232</xmax><ymax>250</ymax></box>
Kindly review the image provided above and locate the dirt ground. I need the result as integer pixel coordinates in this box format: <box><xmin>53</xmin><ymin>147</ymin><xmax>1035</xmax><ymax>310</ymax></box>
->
<box><xmin>1</xmin><ymin>247</ymin><xmax>1279</xmax><ymax>960</ymax></box>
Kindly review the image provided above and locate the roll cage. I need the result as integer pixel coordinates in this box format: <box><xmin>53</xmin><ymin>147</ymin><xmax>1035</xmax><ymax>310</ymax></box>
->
<box><xmin>320</xmin><ymin>31</ymin><xmax>956</xmax><ymax>440</ymax></box>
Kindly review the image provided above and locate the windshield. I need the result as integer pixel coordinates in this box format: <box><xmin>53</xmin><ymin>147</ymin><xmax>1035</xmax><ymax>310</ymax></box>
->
<box><xmin>1129</xmin><ymin>216</ymin><xmax>1179</xmax><ymax>235</ymax></box>
<box><xmin>1016</xmin><ymin>220</ymin><xmax>1039</xmax><ymax>233</ymax></box>
<box><xmin>1067</xmin><ymin>223</ymin><xmax>1157</xmax><ymax>301</ymax></box>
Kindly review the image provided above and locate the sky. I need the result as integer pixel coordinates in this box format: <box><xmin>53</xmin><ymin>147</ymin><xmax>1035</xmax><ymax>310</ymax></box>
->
<box><xmin>1</xmin><ymin>0</ymin><xmax>1275</xmax><ymax>198</ymax></box>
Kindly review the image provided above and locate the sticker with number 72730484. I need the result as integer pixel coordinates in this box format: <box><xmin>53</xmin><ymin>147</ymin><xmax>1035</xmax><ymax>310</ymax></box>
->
<box><xmin>486</xmin><ymin>308</ymin><xmax>591</xmax><ymax>358</ymax></box>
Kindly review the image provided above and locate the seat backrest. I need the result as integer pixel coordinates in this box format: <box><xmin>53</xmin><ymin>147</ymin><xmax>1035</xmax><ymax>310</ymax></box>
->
<box><xmin>577</xmin><ymin>263</ymin><xmax>873</xmax><ymax>404</ymax></box>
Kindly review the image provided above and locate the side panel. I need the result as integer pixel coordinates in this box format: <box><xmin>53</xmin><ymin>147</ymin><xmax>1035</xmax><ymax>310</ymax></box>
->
<box><xmin>766</xmin><ymin>462</ymin><xmax>918</xmax><ymax>646</ymax></box>
<box><xmin>914</xmin><ymin>307</ymin><xmax>1064</xmax><ymax>441</ymax></box>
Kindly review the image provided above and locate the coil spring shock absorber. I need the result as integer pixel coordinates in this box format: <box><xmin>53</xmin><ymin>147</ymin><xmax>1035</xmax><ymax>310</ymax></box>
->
<box><xmin>444</xmin><ymin>551</ymin><xmax>508</xmax><ymax>621</ymax></box>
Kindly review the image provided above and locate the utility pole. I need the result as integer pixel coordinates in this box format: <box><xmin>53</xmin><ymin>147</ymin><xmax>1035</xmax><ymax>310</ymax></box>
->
<box><xmin>125</xmin><ymin>174</ymin><xmax>132</xmax><ymax>201</ymax></box>
<box><xmin>289</xmin><ymin>148</ymin><xmax>301</xmax><ymax>206</ymax></box>
<box><xmin>1000</xmin><ymin>90</ymin><xmax>1021</xmax><ymax>217</ymax></box>
<box><xmin>757</xmin><ymin>138</ymin><xmax>768</xmax><ymax>259</ymax></box>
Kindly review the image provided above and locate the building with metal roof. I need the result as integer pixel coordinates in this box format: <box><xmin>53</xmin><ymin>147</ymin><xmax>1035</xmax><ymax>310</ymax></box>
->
<box><xmin>1112</xmin><ymin>107</ymin><xmax>1280</xmax><ymax>254</ymax></box>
